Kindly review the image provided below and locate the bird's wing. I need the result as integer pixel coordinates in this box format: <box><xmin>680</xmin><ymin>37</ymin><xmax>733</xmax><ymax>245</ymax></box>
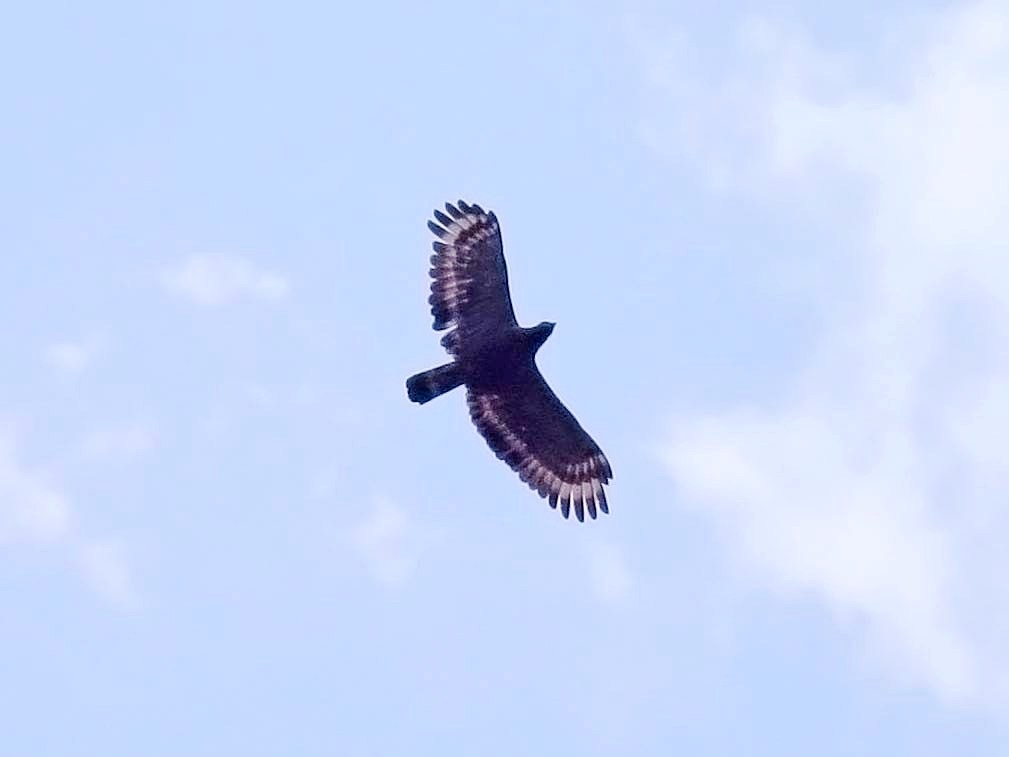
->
<box><xmin>428</xmin><ymin>201</ymin><xmax>517</xmax><ymax>356</ymax></box>
<box><xmin>467</xmin><ymin>366</ymin><xmax>613</xmax><ymax>521</ymax></box>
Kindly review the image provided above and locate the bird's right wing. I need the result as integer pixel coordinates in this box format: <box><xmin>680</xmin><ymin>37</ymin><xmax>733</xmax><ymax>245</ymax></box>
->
<box><xmin>466</xmin><ymin>366</ymin><xmax>612</xmax><ymax>522</ymax></box>
<box><xmin>428</xmin><ymin>201</ymin><xmax>518</xmax><ymax>356</ymax></box>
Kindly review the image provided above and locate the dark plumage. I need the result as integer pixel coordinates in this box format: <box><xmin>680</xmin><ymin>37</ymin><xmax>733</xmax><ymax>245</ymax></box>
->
<box><xmin>406</xmin><ymin>200</ymin><xmax>612</xmax><ymax>521</ymax></box>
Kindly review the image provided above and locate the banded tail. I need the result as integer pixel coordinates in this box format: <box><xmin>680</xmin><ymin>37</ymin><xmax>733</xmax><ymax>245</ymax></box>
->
<box><xmin>406</xmin><ymin>362</ymin><xmax>464</xmax><ymax>404</ymax></box>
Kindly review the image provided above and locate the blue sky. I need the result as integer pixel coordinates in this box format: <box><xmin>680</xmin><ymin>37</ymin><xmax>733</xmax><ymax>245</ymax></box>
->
<box><xmin>4</xmin><ymin>1</ymin><xmax>1009</xmax><ymax>754</ymax></box>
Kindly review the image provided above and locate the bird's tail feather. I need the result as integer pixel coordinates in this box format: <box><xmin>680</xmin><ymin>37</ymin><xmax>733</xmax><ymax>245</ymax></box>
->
<box><xmin>406</xmin><ymin>362</ymin><xmax>464</xmax><ymax>404</ymax></box>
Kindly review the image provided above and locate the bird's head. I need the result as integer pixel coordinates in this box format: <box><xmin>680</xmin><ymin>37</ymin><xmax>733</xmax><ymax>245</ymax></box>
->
<box><xmin>526</xmin><ymin>321</ymin><xmax>555</xmax><ymax>353</ymax></box>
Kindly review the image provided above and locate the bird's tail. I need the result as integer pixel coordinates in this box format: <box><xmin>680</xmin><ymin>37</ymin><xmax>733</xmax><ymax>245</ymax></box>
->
<box><xmin>406</xmin><ymin>362</ymin><xmax>464</xmax><ymax>404</ymax></box>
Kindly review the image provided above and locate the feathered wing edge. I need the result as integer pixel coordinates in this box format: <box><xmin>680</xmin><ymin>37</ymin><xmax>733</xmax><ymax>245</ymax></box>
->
<box><xmin>467</xmin><ymin>391</ymin><xmax>613</xmax><ymax>522</ymax></box>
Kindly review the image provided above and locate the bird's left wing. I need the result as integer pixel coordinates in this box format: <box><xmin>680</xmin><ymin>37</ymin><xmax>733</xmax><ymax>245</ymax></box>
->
<box><xmin>467</xmin><ymin>367</ymin><xmax>612</xmax><ymax>521</ymax></box>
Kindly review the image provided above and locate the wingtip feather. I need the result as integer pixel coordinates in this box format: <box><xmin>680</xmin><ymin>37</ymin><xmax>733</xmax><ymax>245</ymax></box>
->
<box><xmin>583</xmin><ymin>481</ymin><xmax>596</xmax><ymax>520</ymax></box>
<box><xmin>572</xmin><ymin>485</ymin><xmax>584</xmax><ymax>522</ymax></box>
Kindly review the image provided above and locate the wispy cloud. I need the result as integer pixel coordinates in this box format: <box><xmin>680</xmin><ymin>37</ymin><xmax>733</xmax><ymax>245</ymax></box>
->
<box><xmin>80</xmin><ymin>422</ymin><xmax>156</xmax><ymax>463</ymax></box>
<box><xmin>43</xmin><ymin>335</ymin><xmax>103</xmax><ymax>375</ymax></box>
<box><xmin>161</xmin><ymin>255</ymin><xmax>290</xmax><ymax>305</ymax></box>
<box><xmin>78</xmin><ymin>539</ymin><xmax>136</xmax><ymax>607</ymax></box>
<box><xmin>0</xmin><ymin>433</ymin><xmax>72</xmax><ymax>545</ymax></box>
<box><xmin>642</xmin><ymin>1</ymin><xmax>1009</xmax><ymax>707</ymax></box>
<box><xmin>350</xmin><ymin>497</ymin><xmax>421</xmax><ymax>588</ymax></box>
<box><xmin>1</xmin><ymin>429</ymin><xmax>136</xmax><ymax>606</ymax></box>
<box><xmin>586</xmin><ymin>540</ymin><xmax>632</xmax><ymax>606</ymax></box>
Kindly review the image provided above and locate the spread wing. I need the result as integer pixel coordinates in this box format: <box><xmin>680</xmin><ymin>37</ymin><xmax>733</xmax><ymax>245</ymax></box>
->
<box><xmin>428</xmin><ymin>201</ymin><xmax>517</xmax><ymax>356</ymax></box>
<box><xmin>467</xmin><ymin>367</ymin><xmax>613</xmax><ymax>522</ymax></box>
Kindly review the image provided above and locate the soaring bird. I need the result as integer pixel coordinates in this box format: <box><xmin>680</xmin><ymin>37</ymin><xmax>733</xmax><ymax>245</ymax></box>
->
<box><xmin>406</xmin><ymin>200</ymin><xmax>612</xmax><ymax>521</ymax></box>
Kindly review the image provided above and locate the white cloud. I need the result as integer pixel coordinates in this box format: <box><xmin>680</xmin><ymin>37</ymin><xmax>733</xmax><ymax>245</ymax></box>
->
<box><xmin>351</xmin><ymin>497</ymin><xmax>420</xmax><ymax>588</ymax></box>
<box><xmin>1</xmin><ymin>429</ymin><xmax>135</xmax><ymax>606</ymax></box>
<box><xmin>44</xmin><ymin>335</ymin><xmax>103</xmax><ymax>374</ymax></box>
<box><xmin>44</xmin><ymin>341</ymin><xmax>91</xmax><ymax>373</ymax></box>
<box><xmin>0</xmin><ymin>434</ymin><xmax>72</xmax><ymax>545</ymax></box>
<box><xmin>308</xmin><ymin>464</ymin><xmax>341</xmax><ymax>499</ymax></box>
<box><xmin>78</xmin><ymin>539</ymin><xmax>136</xmax><ymax>607</ymax></box>
<box><xmin>643</xmin><ymin>2</ymin><xmax>1009</xmax><ymax>707</ymax></box>
<box><xmin>80</xmin><ymin>422</ymin><xmax>156</xmax><ymax>463</ymax></box>
<box><xmin>586</xmin><ymin>540</ymin><xmax>632</xmax><ymax>606</ymax></box>
<box><xmin>663</xmin><ymin>412</ymin><xmax>973</xmax><ymax>701</ymax></box>
<box><xmin>162</xmin><ymin>255</ymin><xmax>290</xmax><ymax>305</ymax></box>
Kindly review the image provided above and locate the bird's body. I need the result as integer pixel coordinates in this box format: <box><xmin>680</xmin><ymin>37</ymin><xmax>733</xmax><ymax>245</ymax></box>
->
<box><xmin>406</xmin><ymin>201</ymin><xmax>612</xmax><ymax>521</ymax></box>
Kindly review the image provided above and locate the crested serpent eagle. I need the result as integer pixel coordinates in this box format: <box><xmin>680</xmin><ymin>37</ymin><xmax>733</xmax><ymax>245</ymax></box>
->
<box><xmin>406</xmin><ymin>200</ymin><xmax>612</xmax><ymax>521</ymax></box>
